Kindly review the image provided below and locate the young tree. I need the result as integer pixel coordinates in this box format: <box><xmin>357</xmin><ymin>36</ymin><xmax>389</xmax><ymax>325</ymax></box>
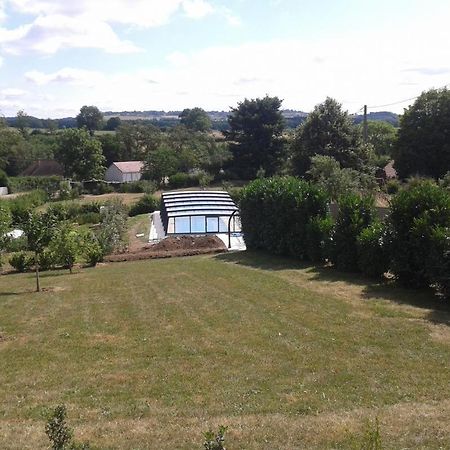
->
<box><xmin>52</xmin><ymin>224</ymin><xmax>80</xmax><ymax>274</ymax></box>
<box><xmin>292</xmin><ymin>97</ymin><xmax>369</xmax><ymax>176</ymax></box>
<box><xmin>23</xmin><ymin>211</ymin><xmax>56</xmax><ymax>292</ymax></box>
<box><xmin>0</xmin><ymin>204</ymin><xmax>12</xmax><ymax>269</ymax></box>
<box><xmin>16</xmin><ymin>110</ymin><xmax>30</xmax><ymax>136</ymax></box>
<box><xmin>226</xmin><ymin>96</ymin><xmax>285</xmax><ymax>179</ymax></box>
<box><xmin>179</xmin><ymin>107</ymin><xmax>212</xmax><ymax>132</ymax></box>
<box><xmin>76</xmin><ymin>105</ymin><xmax>104</xmax><ymax>134</ymax></box>
<box><xmin>394</xmin><ymin>88</ymin><xmax>450</xmax><ymax>179</ymax></box>
<box><xmin>56</xmin><ymin>128</ymin><xmax>106</xmax><ymax>180</ymax></box>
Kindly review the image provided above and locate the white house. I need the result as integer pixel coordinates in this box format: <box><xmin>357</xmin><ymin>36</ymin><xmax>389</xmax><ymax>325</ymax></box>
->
<box><xmin>105</xmin><ymin>161</ymin><xmax>144</xmax><ymax>183</ymax></box>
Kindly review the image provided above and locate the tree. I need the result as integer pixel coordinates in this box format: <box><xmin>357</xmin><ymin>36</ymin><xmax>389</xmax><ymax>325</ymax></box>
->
<box><xmin>292</xmin><ymin>97</ymin><xmax>370</xmax><ymax>176</ymax></box>
<box><xmin>51</xmin><ymin>224</ymin><xmax>80</xmax><ymax>274</ymax></box>
<box><xmin>365</xmin><ymin>120</ymin><xmax>397</xmax><ymax>157</ymax></box>
<box><xmin>56</xmin><ymin>129</ymin><xmax>106</xmax><ymax>180</ymax></box>
<box><xmin>179</xmin><ymin>107</ymin><xmax>212</xmax><ymax>132</ymax></box>
<box><xmin>394</xmin><ymin>88</ymin><xmax>450</xmax><ymax>179</ymax></box>
<box><xmin>76</xmin><ymin>105</ymin><xmax>104</xmax><ymax>134</ymax></box>
<box><xmin>98</xmin><ymin>133</ymin><xmax>122</xmax><ymax>166</ymax></box>
<box><xmin>23</xmin><ymin>211</ymin><xmax>56</xmax><ymax>292</ymax></box>
<box><xmin>226</xmin><ymin>96</ymin><xmax>285</xmax><ymax>179</ymax></box>
<box><xmin>105</xmin><ymin>116</ymin><xmax>121</xmax><ymax>131</ymax></box>
<box><xmin>117</xmin><ymin>123</ymin><xmax>162</xmax><ymax>160</ymax></box>
<box><xmin>143</xmin><ymin>145</ymin><xmax>179</xmax><ymax>183</ymax></box>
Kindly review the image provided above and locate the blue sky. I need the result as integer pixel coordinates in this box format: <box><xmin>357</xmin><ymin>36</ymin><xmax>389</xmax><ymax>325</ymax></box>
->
<box><xmin>0</xmin><ymin>0</ymin><xmax>449</xmax><ymax>117</ymax></box>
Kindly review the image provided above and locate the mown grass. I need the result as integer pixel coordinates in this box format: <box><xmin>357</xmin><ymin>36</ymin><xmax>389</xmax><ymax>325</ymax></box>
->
<box><xmin>0</xmin><ymin>251</ymin><xmax>449</xmax><ymax>449</ymax></box>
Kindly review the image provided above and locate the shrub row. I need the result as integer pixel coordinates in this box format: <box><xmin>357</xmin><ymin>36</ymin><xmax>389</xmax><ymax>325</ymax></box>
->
<box><xmin>7</xmin><ymin>176</ymin><xmax>62</xmax><ymax>194</ymax></box>
<box><xmin>0</xmin><ymin>190</ymin><xmax>48</xmax><ymax>225</ymax></box>
<box><xmin>128</xmin><ymin>195</ymin><xmax>160</xmax><ymax>217</ymax></box>
<box><xmin>239</xmin><ymin>177</ymin><xmax>450</xmax><ymax>299</ymax></box>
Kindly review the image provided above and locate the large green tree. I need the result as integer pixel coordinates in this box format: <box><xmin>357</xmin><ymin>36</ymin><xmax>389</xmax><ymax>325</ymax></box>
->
<box><xmin>292</xmin><ymin>97</ymin><xmax>369</xmax><ymax>176</ymax></box>
<box><xmin>55</xmin><ymin>128</ymin><xmax>106</xmax><ymax>180</ymax></box>
<box><xmin>394</xmin><ymin>88</ymin><xmax>450</xmax><ymax>179</ymax></box>
<box><xmin>365</xmin><ymin>120</ymin><xmax>397</xmax><ymax>157</ymax></box>
<box><xmin>226</xmin><ymin>96</ymin><xmax>285</xmax><ymax>179</ymax></box>
<box><xmin>76</xmin><ymin>105</ymin><xmax>104</xmax><ymax>134</ymax></box>
<box><xmin>179</xmin><ymin>107</ymin><xmax>212</xmax><ymax>132</ymax></box>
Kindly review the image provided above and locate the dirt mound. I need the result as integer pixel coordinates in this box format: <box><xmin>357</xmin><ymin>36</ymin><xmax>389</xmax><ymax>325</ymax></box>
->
<box><xmin>105</xmin><ymin>235</ymin><xmax>227</xmax><ymax>263</ymax></box>
<box><xmin>147</xmin><ymin>235</ymin><xmax>226</xmax><ymax>252</ymax></box>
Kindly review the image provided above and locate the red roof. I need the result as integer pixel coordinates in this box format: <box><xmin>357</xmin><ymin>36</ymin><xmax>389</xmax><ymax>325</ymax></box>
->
<box><xmin>112</xmin><ymin>161</ymin><xmax>144</xmax><ymax>173</ymax></box>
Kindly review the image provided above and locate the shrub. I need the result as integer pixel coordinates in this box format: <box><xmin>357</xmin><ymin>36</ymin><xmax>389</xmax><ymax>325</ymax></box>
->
<box><xmin>98</xmin><ymin>200</ymin><xmax>128</xmax><ymax>254</ymax></box>
<box><xmin>385</xmin><ymin>179</ymin><xmax>400</xmax><ymax>195</ymax></box>
<box><xmin>39</xmin><ymin>249</ymin><xmax>56</xmax><ymax>271</ymax></box>
<box><xmin>75</xmin><ymin>212</ymin><xmax>101</xmax><ymax>225</ymax></box>
<box><xmin>239</xmin><ymin>177</ymin><xmax>329</xmax><ymax>259</ymax></box>
<box><xmin>5</xmin><ymin>235</ymin><xmax>27</xmax><ymax>253</ymax></box>
<box><xmin>330</xmin><ymin>194</ymin><xmax>375</xmax><ymax>272</ymax></box>
<box><xmin>128</xmin><ymin>195</ymin><xmax>160</xmax><ymax>217</ymax></box>
<box><xmin>83</xmin><ymin>235</ymin><xmax>104</xmax><ymax>266</ymax></box>
<box><xmin>7</xmin><ymin>190</ymin><xmax>48</xmax><ymax>225</ymax></box>
<box><xmin>388</xmin><ymin>180</ymin><xmax>450</xmax><ymax>287</ymax></box>
<box><xmin>203</xmin><ymin>425</ymin><xmax>227</xmax><ymax>450</ymax></box>
<box><xmin>119</xmin><ymin>180</ymin><xmax>156</xmax><ymax>194</ymax></box>
<box><xmin>428</xmin><ymin>226</ymin><xmax>450</xmax><ymax>299</ymax></box>
<box><xmin>305</xmin><ymin>215</ymin><xmax>333</xmax><ymax>263</ymax></box>
<box><xmin>357</xmin><ymin>222</ymin><xmax>389</xmax><ymax>278</ymax></box>
<box><xmin>0</xmin><ymin>169</ymin><xmax>8</xmax><ymax>188</ymax></box>
<box><xmin>169</xmin><ymin>172</ymin><xmax>193</xmax><ymax>188</ymax></box>
<box><xmin>9</xmin><ymin>252</ymin><xmax>33</xmax><ymax>272</ymax></box>
<box><xmin>8</xmin><ymin>176</ymin><xmax>62</xmax><ymax>195</ymax></box>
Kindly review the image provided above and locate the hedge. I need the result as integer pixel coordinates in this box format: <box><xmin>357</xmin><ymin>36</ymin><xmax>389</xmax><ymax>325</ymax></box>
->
<box><xmin>239</xmin><ymin>177</ymin><xmax>329</xmax><ymax>259</ymax></box>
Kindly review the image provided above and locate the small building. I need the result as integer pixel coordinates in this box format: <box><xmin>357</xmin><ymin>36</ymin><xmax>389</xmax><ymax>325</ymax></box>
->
<box><xmin>105</xmin><ymin>161</ymin><xmax>144</xmax><ymax>183</ymax></box>
<box><xmin>160</xmin><ymin>190</ymin><xmax>241</xmax><ymax>235</ymax></box>
<box><xmin>21</xmin><ymin>159</ymin><xmax>64</xmax><ymax>177</ymax></box>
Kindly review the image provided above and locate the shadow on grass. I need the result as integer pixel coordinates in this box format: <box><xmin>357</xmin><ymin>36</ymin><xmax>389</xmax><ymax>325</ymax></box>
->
<box><xmin>216</xmin><ymin>251</ymin><xmax>450</xmax><ymax>326</ymax></box>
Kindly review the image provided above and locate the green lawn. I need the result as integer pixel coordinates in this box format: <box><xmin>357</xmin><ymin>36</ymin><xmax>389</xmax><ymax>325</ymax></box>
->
<box><xmin>0</xmin><ymin>252</ymin><xmax>449</xmax><ymax>449</ymax></box>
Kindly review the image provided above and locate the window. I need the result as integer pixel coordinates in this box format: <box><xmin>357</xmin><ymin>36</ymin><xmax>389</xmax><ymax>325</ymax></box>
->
<box><xmin>191</xmin><ymin>216</ymin><xmax>206</xmax><ymax>233</ymax></box>
<box><xmin>175</xmin><ymin>217</ymin><xmax>190</xmax><ymax>233</ymax></box>
<box><xmin>207</xmin><ymin>217</ymin><xmax>219</xmax><ymax>233</ymax></box>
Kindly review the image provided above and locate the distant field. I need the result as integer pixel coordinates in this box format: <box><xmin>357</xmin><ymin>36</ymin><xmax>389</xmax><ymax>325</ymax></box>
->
<box><xmin>0</xmin><ymin>252</ymin><xmax>449</xmax><ymax>449</ymax></box>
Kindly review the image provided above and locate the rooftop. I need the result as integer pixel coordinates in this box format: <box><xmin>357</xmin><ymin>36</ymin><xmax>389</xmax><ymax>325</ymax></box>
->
<box><xmin>111</xmin><ymin>161</ymin><xmax>144</xmax><ymax>173</ymax></box>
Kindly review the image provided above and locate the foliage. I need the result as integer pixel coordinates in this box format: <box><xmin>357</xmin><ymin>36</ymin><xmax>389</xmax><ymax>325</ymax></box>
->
<box><xmin>81</xmin><ymin>232</ymin><xmax>104</xmax><ymax>266</ymax></box>
<box><xmin>292</xmin><ymin>97</ymin><xmax>370</xmax><ymax>176</ymax></box>
<box><xmin>357</xmin><ymin>222</ymin><xmax>389</xmax><ymax>278</ymax></box>
<box><xmin>226</xmin><ymin>96</ymin><xmax>285</xmax><ymax>179</ymax></box>
<box><xmin>143</xmin><ymin>145</ymin><xmax>179</xmax><ymax>183</ymax></box>
<box><xmin>439</xmin><ymin>171</ymin><xmax>450</xmax><ymax>191</ymax></box>
<box><xmin>0</xmin><ymin>203</ymin><xmax>12</xmax><ymax>267</ymax></box>
<box><xmin>76</xmin><ymin>105</ymin><xmax>104</xmax><ymax>133</ymax></box>
<box><xmin>307</xmin><ymin>155</ymin><xmax>378</xmax><ymax>200</ymax></box>
<box><xmin>364</xmin><ymin>121</ymin><xmax>397</xmax><ymax>157</ymax></box>
<box><xmin>104</xmin><ymin>116</ymin><xmax>121</xmax><ymax>131</ymax></box>
<box><xmin>305</xmin><ymin>215</ymin><xmax>334</xmax><ymax>263</ymax></box>
<box><xmin>98</xmin><ymin>200</ymin><xmax>128</xmax><ymax>254</ymax></box>
<box><xmin>428</xmin><ymin>226</ymin><xmax>450</xmax><ymax>299</ymax></box>
<box><xmin>388</xmin><ymin>180</ymin><xmax>450</xmax><ymax>287</ymax></box>
<box><xmin>128</xmin><ymin>194</ymin><xmax>160</xmax><ymax>217</ymax></box>
<box><xmin>9</xmin><ymin>251</ymin><xmax>33</xmax><ymax>272</ymax></box>
<box><xmin>385</xmin><ymin>179</ymin><xmax>400</xmax><ymax>195</ymax></box>
<box><xmin>45</xmin><ymin>405</ymin><xmax>91</xmax><ymax>450</ymax></box>
<box><xmin>55</xmin><ymin>129</ymin><xmax>106</xmax><ymax>181</ymax></box>
<box><xmin>0</xmin><ymin>168</ymin><xmax>8</xmax><ymax>188</ymax></box>
<box><xmin>7</xmin><ymin>176</ymin><xmax>62</xmax><ymax>195</ymax></box>
<box><xmin>2</xmin><ymin>189</ymin><xmax>48</xmax><ymax>226</ymax></box>
<box><xmin>394</xmin><ymin>88</ymin><xmax>450</xmax><ymax>179</ymax></box>
<box><xmin>239</xmin><ymin>177</ymin><xmax>329</xmax><ymax>259</ymax></box>
<box><xmin>118</xmin><ymin>180</ymin><xmax>156</xmax><ymax>194</ymax></box>
<box><xmin>203</xmin><ymin>426</ymin><xmax>227</xmax><ymax>450</ymax></box>
<box><xmin>330</xmin><ymin>194</ymin><xmax>375</xmax><ymax>272</ymax></box>
<box><xmin>179</xmin><ymin>107</ymin><xmax>212</xmax><ymax>132</ymax></box>
<box><xmin>169</xmin><ymin>172</ymin><xmax>198</xmax><ymax>188</ymax></box>
<box><xmin>50</xmin><ymin>224</ymin><xmax>81</xmax><ymax>273</ymax></box>
<box><xmin>98</xmin><ymin>133</ymin><xmax>122</xmax><ymax>166</ymax></box>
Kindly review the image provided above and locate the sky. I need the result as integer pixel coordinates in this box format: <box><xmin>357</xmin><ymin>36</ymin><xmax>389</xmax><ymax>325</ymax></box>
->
<box><xmin>0</xmin><ymin>0</ymin><xmax>449</xmax><ymax>118</ymax></box>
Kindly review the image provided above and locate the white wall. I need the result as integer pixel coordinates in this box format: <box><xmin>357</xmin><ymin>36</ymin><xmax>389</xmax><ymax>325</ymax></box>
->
<box><xmin>0</xmin><ymin>187</ymin><xmax>8</xmax><ymax>196</ymax></box>
<box><xmin>105</xmin><ymin>165</ymin><xmax>142</xmax><ymax>183</ymax></box>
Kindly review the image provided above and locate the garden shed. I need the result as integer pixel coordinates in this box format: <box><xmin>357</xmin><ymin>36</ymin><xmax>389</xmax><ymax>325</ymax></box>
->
<box><xmin>160</xmin><ymin>190</ymin><xmax>241</xmax><ymax>236</ymax></box>
<box><xmin>105</xmin><ymin>161</ymin><xmax>144</xmax><ymax>183</ymax></box>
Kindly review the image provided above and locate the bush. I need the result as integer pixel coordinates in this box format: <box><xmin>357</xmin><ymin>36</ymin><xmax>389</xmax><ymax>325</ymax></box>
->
<box><xmin>428</xmin><ymin>226</ymin><xmax>450</xmax><ymax>299</ymax></box>
<box><xmin>39</xmin><ymin>249</ymin><xmax>56</xmax><ymax>271</ymax></box>
<box><xmin>128</xmin><ymin>195</ymin><xmax>160</xmax><ymax>217</ymax></box>
<box><xmin>169</xmin><ymin>172</ymin><xmax>200</xmax><ymax>189</ymax></box>
<box><xmin>8</xmin><ymin>176</ymin><xmax>62</xmax><ymax>195</ymax></box>
<box><xmin>83</xmin><ymin>235</ymin><xmax>104</xmax><ymax>266</ymax></box>
<box><xmin>203</xmin><ymin>426</ymin><xmax>227</xmax><ymax>450</ymax></box>
<box><xmin>357</xmin><ymin>222</ymin><xmax>389</xmax><ymax>278</ymax></box>
<box><xmin>5</xmin><ymin>189</ymin><xmax>48</xmax><ymax>225</ymax></box>
<box><xmin>385</xmin><ymin>179</ymin><xmax>401</xmax><ymax>195</ymax></box>
<box><xmin>388</xmin><ymin>180</ymin><xmax>450</xmax><ymax>287</ymax></box>
<box><xmin>330</xmin><ymin>194</ymin><xmax>375</xmax><ymax>272</ymax></box>
<box><xmin>305</xmin><ymin>215</ymin><xmax>333</xmax><ymax>263</ymax></box>
<box><xmin>98</xmin><ymin>200</ymin><xmax>128</xmax><ymax>254</ymax></box>
<box><xmin>239</xmin><ymin>177</ymin><xmax>329</xmax><ymax>259</ymax></box>
<box><xmin>0</xmin><ymin>169</ymin><xmax>8</xmax><ymax>188</ymax></box>
<box><xmin>76</xmin><ymin>212</ymin><xmax>101</xmax><ymax>225</ymax></box>
<box><xmin>9</xmin><ymin>252</ymin><xmax>33</xmax><ymax>272</ymax></box>
<box><xmin>119</xmin><ymin>180</ymin><xmax>156</xmax><ymax>194</ymax></box>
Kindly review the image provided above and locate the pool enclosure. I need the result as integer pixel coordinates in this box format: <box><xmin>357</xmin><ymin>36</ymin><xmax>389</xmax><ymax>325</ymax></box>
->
<box><xmin>160</xmin><ymin>190</ymin><xmax>241</xmax><ymax>236</ymax></box>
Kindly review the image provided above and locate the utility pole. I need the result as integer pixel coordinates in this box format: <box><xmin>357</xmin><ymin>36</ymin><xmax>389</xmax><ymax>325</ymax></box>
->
<box><xmin>363</xmin><ymin>105</ymin><xmax>368</xmax><ymax>144</ymax></box>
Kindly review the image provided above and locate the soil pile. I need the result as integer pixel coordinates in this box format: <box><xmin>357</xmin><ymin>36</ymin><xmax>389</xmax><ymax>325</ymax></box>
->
<box><xmin>105</xmin><ymin>235</ymin><xmax>227</xmax><ymax>262</ymax></box>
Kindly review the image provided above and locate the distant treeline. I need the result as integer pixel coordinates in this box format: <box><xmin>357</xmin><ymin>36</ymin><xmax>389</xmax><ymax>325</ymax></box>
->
<box><xmin>3</xmin><ymin>109</ymin><xmax>398</xmax><ymax>131</ymax></box>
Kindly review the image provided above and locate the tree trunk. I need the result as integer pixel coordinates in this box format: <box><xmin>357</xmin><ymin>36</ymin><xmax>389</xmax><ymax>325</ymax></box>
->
<box><xmin>35</xmin><ymin>253</ymin><xmax>40</xmax><ymax>292</ymax></box>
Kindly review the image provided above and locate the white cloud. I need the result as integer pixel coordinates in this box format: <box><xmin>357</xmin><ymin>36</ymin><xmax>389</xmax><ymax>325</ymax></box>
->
<box><xmin>25</xmin><ymin>67</ymin><xmax>105</xmax><ymax>86</ymax></box>
<box><xmin>0</xmin><ymin>0</ymin><xmax>234</xmax><ymax>55</ymax></box>
<box><xmin>0</xmin><ymin>87</ymin><xmax>27</xmax><ymax>98</ymax></box>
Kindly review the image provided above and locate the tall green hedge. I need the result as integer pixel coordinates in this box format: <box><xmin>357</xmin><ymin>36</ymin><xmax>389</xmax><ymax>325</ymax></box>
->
<box><xmin>388</xmin><ymin>180</ymin><xmax>450</xmax><ymax>288</ymax></box>
<box><xmin>239</xmin><ymin>177</ymin><xmax>329</xmax><ymax>259</ymax></box>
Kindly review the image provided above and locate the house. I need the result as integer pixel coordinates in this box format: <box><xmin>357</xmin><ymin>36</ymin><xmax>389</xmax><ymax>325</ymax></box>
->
<box><xmin>104</xmin><ymin>161</ymin><xmax>144</xmax><ymax>183</ymax></box>
<box><xmin>21</xmin><ymin>159</ymin><xmax>64</xmax><ymax>177</ymax></box>
<box><xmin>376</xmin><ymin>160</ymin><xmax>397</xmax><ymax>183</ymax></box>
